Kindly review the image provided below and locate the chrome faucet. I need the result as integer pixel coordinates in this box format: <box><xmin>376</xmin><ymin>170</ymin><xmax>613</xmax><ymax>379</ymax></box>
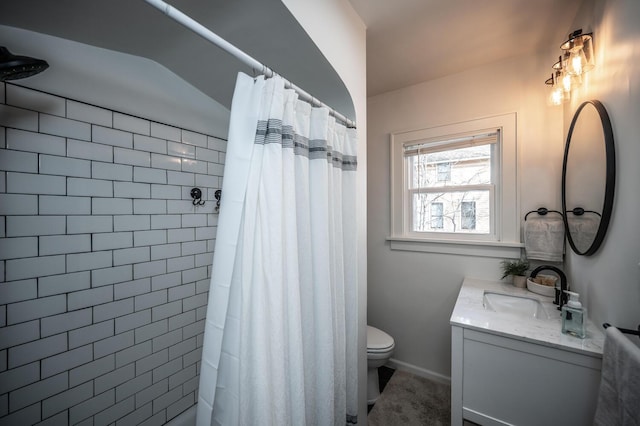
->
<box><xmin>529</xmin><ymin>265</ymin><xmax>568</xmax><ymax>311</ymax></box>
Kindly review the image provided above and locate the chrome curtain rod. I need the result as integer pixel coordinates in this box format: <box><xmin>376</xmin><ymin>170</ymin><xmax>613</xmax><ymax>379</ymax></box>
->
<box><xmin>143</xmin><ymin>0</ymin><xmax>356</xmax><ymax>129</ymax></box>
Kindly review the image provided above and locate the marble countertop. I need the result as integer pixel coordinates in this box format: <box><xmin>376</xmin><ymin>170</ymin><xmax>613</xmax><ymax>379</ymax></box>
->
<box><xmin>450</xmin><ymin>277</ymin><xmax>605</xmax><ymax>357</ymax></box>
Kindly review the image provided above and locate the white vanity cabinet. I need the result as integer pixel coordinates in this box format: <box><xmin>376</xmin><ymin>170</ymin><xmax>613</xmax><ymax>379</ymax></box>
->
<box><xmin>450</xmin><ymin>278</ymin><xmax>604</xmax><ymax>426</ymax></box>
<box><xmin>451</xmin><ymin>326</ymin><xmax>602</xmax><ymax>425</ymax></box>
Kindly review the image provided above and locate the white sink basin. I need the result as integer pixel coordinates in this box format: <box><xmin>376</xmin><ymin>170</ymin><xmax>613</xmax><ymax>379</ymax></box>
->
<box><xmin>483</xmin><ymin>291</ymin><xmax>550</xmax><ymax>320</ymax></box>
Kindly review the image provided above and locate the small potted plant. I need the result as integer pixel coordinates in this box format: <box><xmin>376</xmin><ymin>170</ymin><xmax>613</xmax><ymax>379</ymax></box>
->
<box><xmin>500</xmin><ymin>259</ymin><xmax>529</xmax><ymax>288</ymax></box>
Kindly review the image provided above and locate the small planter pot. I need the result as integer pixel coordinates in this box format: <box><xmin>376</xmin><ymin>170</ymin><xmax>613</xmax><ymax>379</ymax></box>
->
<box><xmin>513</xmin><ymin>275</ymin><xmax>527</xmax><ymax>288</ymax></box>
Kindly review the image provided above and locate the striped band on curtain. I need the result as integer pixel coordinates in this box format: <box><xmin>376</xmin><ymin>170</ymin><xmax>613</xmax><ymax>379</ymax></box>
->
<box><xmin>255</xmin><ymin>118</ymin><xmax>357</xmax><ymax>169</ymax></box>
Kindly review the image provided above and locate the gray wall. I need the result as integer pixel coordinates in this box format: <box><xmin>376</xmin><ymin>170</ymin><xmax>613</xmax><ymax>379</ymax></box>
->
<box><xmin>367</xmin><ymin>51</ymin><xmax>565</xmax><ymax>378</ymax></box>
<box><xmin>0</xmin><ymin>82</ymin><xmax>226</xmax><ymax>425</ymax></box>
<box><xmin>563</xmin><ymin>0</ymin><xmax>640</xmax><ymax>333</ymax></box>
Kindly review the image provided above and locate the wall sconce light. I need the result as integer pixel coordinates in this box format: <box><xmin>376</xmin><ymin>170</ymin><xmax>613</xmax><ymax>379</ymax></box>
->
<box><xmin>545</xmin><ymin>71</ymin><xmax>565</xmax><ymax>106</ymax></box>
<box><xmin>545</xmin><ymin>28</ymin><xmax>594</xmax><ymax>105</ymax></box>
<box><xmin>553</xmin><ymin>54</ymin><xmax>580</xmax><ymax>94</ymax></box>
<box><xmin>561</xmin><ymin>29</ymin><xmax>594</xmax><ymax>76</ymax></box>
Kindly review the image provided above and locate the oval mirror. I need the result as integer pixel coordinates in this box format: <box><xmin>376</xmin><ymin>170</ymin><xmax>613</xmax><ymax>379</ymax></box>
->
<box><xmin>562</xmin><ymin>100</ymin><xmax>615</xmax><ymax>255</ymax></box>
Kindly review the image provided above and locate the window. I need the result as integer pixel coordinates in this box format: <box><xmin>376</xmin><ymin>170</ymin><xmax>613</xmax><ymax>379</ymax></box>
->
<box><xmin>436</xmin><ymin>162</ymin><xmax>451</xmax><ymax>182</ymax></box>
<box><xmin>407</xmin><ymin>138</ymin><xmax>494</xmax><ymax>235</ymax></box>
<box><xmin>430</xmin><ymin>202</ymin><xmax>443</xmax><ymax>229</ymax></box>
<box><xmin>461</xmin><ymin>201</ymin><xmax>476</xmax><ymax>230</ymax></box>
<box><xmin>389</xmin><ymin>113</ymin><xmax>520</xmax><ymax>257</ymax></box>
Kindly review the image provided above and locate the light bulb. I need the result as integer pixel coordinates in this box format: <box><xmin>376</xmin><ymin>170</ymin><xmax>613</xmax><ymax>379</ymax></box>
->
<box><xmin>550</xmin><ymin>86</ymin><xmax>564</xmax><ymax>105</ymax></box>
<box><xmin>568</xmin><ymin>49</ymin><xmax>586</xmax><ymax>75</ymax></box>
<box><xmin>562</xmin><ymin>72</ymin><xmax>572</xmax><ymax>93</ymax></box>
<box><xmin>545</xmin><ymin>72</ymin><xmax>565</xmax><ymax>105</ymax></box>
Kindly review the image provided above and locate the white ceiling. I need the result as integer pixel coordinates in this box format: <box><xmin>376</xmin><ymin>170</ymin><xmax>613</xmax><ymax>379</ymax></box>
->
<box><xmin>348</xmin><ymin>0</ymin><xmax>584</xmax><ymax>96</ymax></box>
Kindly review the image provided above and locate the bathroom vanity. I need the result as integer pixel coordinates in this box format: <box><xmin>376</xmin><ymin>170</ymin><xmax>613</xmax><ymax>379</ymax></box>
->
<box><xmin>450</xmin><ymin>278</ymin><xmax>605</xmax><ymax>426</ymax></box>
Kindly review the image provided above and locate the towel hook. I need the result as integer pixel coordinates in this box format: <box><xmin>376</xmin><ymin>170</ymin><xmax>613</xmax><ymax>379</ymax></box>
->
<box><xmin>190</xmin><ymin>188</ymin><xmax>205</xmax><ymax>206</ymax></box>
<box><xmin>214</xmin><ymin>189</ymin><xmax>222</xmax><ymax>212</ymax></box>
<box><xmin>524</xmin><ymin>207</ymin><xmax>564</xmax><ymax>221</ymax></box>
<box><xmin>566</xmin><ymin>207</ymin><xmax>602</xmax><ymax>217</ymax></box>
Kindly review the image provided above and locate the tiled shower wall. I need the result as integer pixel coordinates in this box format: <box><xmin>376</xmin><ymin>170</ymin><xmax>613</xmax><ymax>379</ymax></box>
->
<box><xmin>0</xmin><ymin>83</ymin><xmax>226</xmax><ymax>425</ymax></box>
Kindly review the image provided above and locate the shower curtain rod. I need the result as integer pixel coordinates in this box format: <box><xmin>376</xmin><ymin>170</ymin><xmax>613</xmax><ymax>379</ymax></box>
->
<box><xmin>143</xmin><ymin>0</ymin><xmax>357</xmax><ymax>129</ymax></box>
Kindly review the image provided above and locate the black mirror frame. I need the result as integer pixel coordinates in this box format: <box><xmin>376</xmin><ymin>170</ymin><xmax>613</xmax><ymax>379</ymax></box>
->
<box><xmin>562</xmin><ymin>100</ymin><xmax>616</xmax><ymax>256</ymax></box>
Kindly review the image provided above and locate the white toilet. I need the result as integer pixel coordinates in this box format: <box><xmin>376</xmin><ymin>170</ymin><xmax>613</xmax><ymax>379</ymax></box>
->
<box><xmin>366</xmin><ymin>325</ymin><xmax>395</xmax><ymax>404</ymax></box>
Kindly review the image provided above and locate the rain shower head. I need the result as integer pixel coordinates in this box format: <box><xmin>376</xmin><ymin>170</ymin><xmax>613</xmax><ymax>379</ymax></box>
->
<box><xmin>0</xmin><ymin>46</ymin><xmax>49</xmax><ymax>81</ymax></box>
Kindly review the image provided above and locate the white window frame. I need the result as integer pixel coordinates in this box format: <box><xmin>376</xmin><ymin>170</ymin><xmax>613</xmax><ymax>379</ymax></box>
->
<box><xmin>389</xmin><ymin>113</ymin><xmax>522</xmax><ymax>258</ymax></box>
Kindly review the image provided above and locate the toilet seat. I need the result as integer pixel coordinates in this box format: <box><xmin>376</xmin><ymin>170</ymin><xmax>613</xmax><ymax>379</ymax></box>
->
<box><xmin>367</xmin><ymin>325</ymin><xmax>394</xmax><ymax>353</ymax></box>
<box><xmin>366</xmin><ymin>325</ymin><xmax>395</xmax><ymax>405</ymax></box>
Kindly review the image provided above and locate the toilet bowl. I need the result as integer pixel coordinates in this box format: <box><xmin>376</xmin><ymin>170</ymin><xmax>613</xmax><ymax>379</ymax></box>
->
<box><xmin>367</xmin><ymin>325</ymin><xmax>395</xmax><ymax>404</ymax></box>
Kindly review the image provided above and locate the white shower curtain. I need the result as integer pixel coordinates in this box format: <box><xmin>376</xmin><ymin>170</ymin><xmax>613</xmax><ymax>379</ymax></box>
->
<box><xmin>197</xmin><ymin>73</ymin><xmax>358</xmax><ymax>426</ymax></box>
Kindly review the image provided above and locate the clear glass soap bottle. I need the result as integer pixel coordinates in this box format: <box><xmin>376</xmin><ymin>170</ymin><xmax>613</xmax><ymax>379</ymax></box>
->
<box><xmin>561</xmin><ymin>291</ymin><xmax>586</xmax><ymax>338</ymax></box>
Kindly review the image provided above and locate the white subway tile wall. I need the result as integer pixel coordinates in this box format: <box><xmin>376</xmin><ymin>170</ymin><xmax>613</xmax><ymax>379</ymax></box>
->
<box><xmin>0</xmin><ymin>83</ymin><xmax>226</xmax><ymax>425</ymax></box>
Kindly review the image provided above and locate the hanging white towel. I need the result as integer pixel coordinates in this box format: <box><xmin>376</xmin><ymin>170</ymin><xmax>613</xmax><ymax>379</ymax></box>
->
<box><xmin>594</xmin><ymin>326</ymin><xmax>640</xmax><ymax>425</ymax></box>
<box><xmin>524</xmin><ymin>216</ymin><xmax>564</xmax><ymax>262</ymax></box>
<box><xmin>567</xmin><ymin>215</ymin><xmax>600</xmax><ymax>254</ymax></box>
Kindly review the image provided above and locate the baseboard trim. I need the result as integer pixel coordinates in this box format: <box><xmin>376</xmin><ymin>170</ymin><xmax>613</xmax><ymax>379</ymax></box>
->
<box><xmin>386</xmin><ymin>358</ymin><xmax>451</xmax><ymax>385</ymax></box>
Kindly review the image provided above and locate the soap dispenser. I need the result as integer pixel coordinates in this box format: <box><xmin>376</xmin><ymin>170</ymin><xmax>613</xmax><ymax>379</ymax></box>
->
<box><xmin>561</xmin><ymin>291</ymin><xmax>586</xmax><ymax>338</ymax></box>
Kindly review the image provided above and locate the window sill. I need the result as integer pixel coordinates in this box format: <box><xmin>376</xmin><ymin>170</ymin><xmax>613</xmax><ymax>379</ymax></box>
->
<box><xmin>387</xmin><ymin>236</ymin><xmax>524</xmax><ymax>258</ymax></box>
